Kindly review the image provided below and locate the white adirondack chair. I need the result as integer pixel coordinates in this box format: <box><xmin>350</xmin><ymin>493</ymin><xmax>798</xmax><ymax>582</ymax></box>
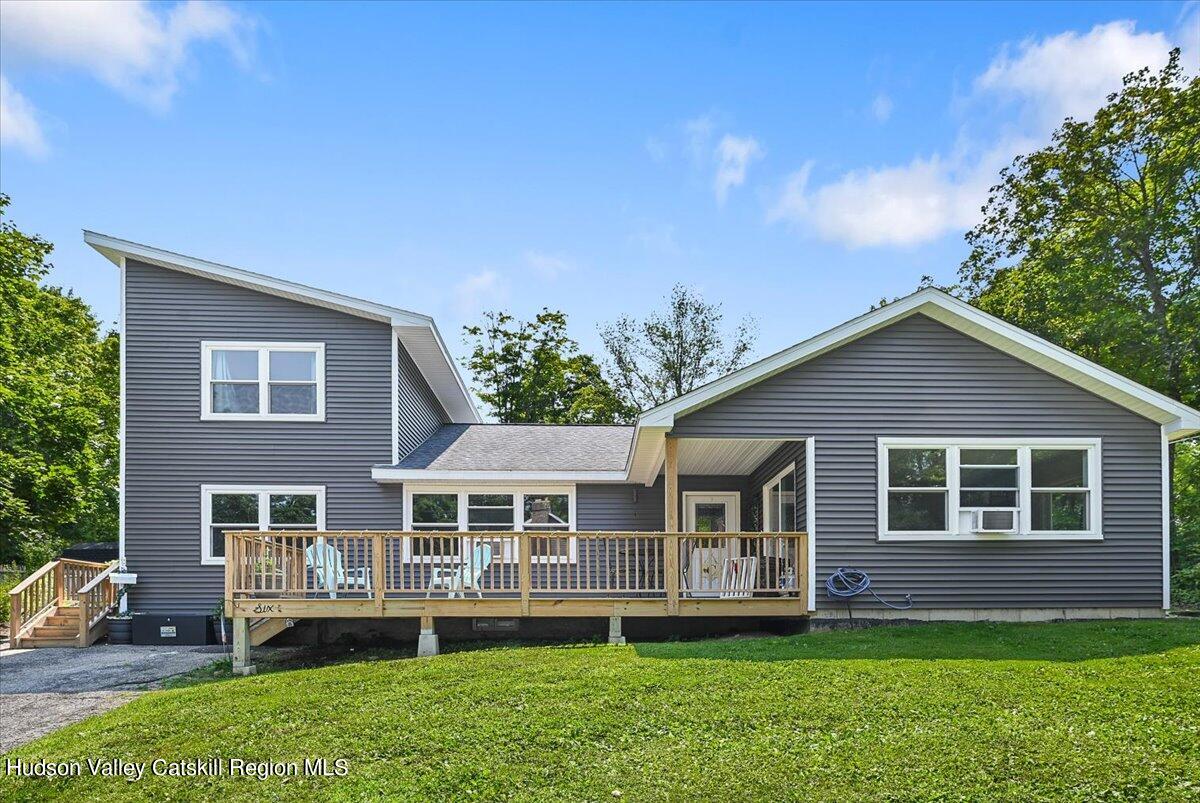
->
<box><xmin>426</xmin><ymin>542</ymin><xmax>494</xmax><ymax>599</ymax></box>
<box><xmin>305</xmin><ymin>538</ymin><xmax>371</xmax><ymax>599</ymax></box>
<box><xmin>720</xmin><ymin>556</ymin><xmax>759</xmax><ymax>599</ymax></box>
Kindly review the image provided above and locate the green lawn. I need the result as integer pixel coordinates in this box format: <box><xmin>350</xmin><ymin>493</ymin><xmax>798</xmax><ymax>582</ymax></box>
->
<box><xmin>6</xmin><ymin>620</ymin><xmax>1200</xmax><ymax>801</ymax></box>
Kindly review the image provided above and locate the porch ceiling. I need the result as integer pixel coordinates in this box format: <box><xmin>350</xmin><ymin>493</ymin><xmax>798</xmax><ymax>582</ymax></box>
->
<box><xmin>673</xmin><ymin>438</ymin><xmax>786</xmax><ymax>476</ymax></box>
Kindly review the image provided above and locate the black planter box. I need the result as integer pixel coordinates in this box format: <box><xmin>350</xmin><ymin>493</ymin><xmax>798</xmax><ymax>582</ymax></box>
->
<box><xmin>207</xmin><ymin>616</ymin><xmax>234</xmax><ymax>646</ymax></box>
<box><xmin>131</xmin><ymin>614</ymin><xmax>209</xmax><ymax>645</ymax></box>
<box><xmin>107</xmin><ymin>617</ymin><xmax>133</xmax><ymax>644</ymax></box>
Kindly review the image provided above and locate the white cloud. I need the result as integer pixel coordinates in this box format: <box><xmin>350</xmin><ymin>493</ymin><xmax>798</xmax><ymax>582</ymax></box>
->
<box><xmin>975</xmin><ymin>21</ymin><xmax>1172</xmax><ymax>126</ymax></box>
<box><xmin>770</xmin><ymin>20</ymin><xmax>1183</xmax><ymax>248</ymax></box>
<box><xmin>454</xmin><ymin>269</ymin><xmax>508</xmax><ymax>318</ymax></box>
<box><xmin>0</xmin><ymin>75</ymin><xmax>47</xmax><ymax>157</ymax></box>
<box><xmin>713</xmin><ymin>134</ymin><xmax>763</xmax><ymax>204</ymax></box>
<box><xmin>630</xmin><ymin>222</ymin><xmax>683</xmax><ymax>257</ymax></box>
<box><xmin>524</xmin><ymin>251</ymin><xmax>576</xmax><ymax>280</ymax></box>
<box><xmin>0</xmin><ymin>0</ymin><xmax>256</xmax><ymax>111</ymax></box>
<box><xmin>870</xmin><ymin>93</ymin><xmax>894</xmax><ymax>123</ymax></box>
<box><xmin>644</xmin><ymin>136</ymin><xmax>668</xmax><ymax>163</ymax></box>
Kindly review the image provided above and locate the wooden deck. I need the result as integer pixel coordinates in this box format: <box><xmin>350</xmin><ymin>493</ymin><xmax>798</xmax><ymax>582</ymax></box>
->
<box><xmin>225</xmin><ymin>530</ymin><xmax>812</xmax><ymax>620</ymax></box>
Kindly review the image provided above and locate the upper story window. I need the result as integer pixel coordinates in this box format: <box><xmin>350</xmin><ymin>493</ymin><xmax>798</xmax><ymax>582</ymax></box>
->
<box><xmin>878</xmin><ymin>438</ymin><xmax>1100</xmax><ymax>541</ymax></box>
<box><xmin>201</xmin><ymin>342</ymin><xmax>325</xmax><ymax>421</ymax></box>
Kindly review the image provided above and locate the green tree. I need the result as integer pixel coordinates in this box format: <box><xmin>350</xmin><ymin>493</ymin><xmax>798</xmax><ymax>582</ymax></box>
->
<box><xmin>0</xmin><ymin>195</ymin><xmax>119</xmax><ymax>567</ymax></box>
<box><xmin>464</xmin><ymin>309</ymin><xmax>633</xmax><ymax>424</ymax></box>
<box><xmin>957</xmin><ymin>51</ymin><xmax>1199</xmax><ymax>604</ymax></box>
<box><xmin>600</xmin><ymin>283</ymin><xmax>756</xmax><ymax>411</ymax></box>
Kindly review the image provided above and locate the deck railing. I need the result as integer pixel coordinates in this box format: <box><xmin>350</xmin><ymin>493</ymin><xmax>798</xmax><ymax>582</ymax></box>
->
<box><xmin>226</xmin><ymin>531</ymin><xmax>809</xmax><ymax>615</ymax></box>
<box><xmin>8</xmin><ymin>558</ymin><xmax>117</xmax><ymax>647</ymax></box>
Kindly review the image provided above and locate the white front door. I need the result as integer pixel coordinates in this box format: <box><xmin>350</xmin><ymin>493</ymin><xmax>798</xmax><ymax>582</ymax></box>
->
<box><xmin>683</xmin><ymin>493</ymin><xmax>740</xmax><ymax>533</ymax></box>
<box><xmin>683</xmin><ymin>493</ymin><xmax>740</xmax><ymax>597</ymax></box>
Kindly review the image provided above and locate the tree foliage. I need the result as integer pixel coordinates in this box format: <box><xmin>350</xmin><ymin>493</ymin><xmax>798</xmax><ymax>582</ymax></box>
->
<box><xmin>464</xmin><ymin>309</ymin><xmax>633</xmax><ymax>424</ymax></box>
<box><xmin>960</xmin><ymin>50</ymin><xmax>1198</xmax><ymax>408</ymax></box>
<box><xmin>0</xmin><ymin>195</ymin><xmax>119</xmax><ymax>566</ymax></box>
<box><xmin>957</xmin><ymin>51</ymin><xmax>1200</xmax><ymax>604</ymax></box>
<box><xmin>600</xmin><ymin>284</ymin><xmax>756</xmax><ymax>411</ymax></box>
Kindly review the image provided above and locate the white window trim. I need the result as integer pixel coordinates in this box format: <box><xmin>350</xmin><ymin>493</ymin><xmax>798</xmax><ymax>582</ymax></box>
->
<box><xmin>200</xmin><ymin>341</ymin><xmax>326</xmax><ymax>422</ymax></box>
<box><xmin>403</xmin><ymin>485</ymin><xmax>577</xmax><ymax>563</ymax></box>
<box><xmin>761</xmin><ymin>464</ymin><xmax>796</xmax><ymax>532</ymax></box>
<box><xmin>200</xmin><ymin>484</ymin><xmax>326</xmax><ymax>566</ymax></box>
<box><xmin>877</xmin><ymin>437</ymin><xmax>1102</xmax><ymax>542</ymax></box>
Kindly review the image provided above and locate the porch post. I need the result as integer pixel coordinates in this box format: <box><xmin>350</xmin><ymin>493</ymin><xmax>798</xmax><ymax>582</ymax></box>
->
<box><xmin>664</xmin><ymin>436</ymin><xmax>679</xmax><ymax>531</ymax></box>
<box><xmin>232</xmin><ymin>616</ymin><xmax>255</xmax><ymax>675</ymax></box>
<box><xmin>417</xmin><ymin>614</ymin><xmax>439</xmax><ymax>657</ymax></box>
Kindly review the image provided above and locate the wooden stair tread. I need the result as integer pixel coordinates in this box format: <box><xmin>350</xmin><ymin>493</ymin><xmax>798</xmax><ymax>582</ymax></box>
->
<box><xmin>23</xmin><ymin>636</ymin><xmax>79</xmax><ymax>647</ymax></box>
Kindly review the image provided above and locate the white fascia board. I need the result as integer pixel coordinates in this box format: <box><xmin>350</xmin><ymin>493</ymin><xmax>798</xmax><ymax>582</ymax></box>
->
<box><xmin>84</xmin><ymin>231</ymin><xmax>430</xmax><ymax>326</ymax></box>
<box><xmin>637</xmin><ymin>288</ymin><xmax>1200</xmax><ymax>435</ymax></box>
<box><xmin>372</xmin><ymin>467</ymin><xmax>628</xmax><ymax>483</ymax></box>
<box><xmin>85</xmin><ymin>231</ymin><xmax>482</xmax><ymax>424</ymax></box>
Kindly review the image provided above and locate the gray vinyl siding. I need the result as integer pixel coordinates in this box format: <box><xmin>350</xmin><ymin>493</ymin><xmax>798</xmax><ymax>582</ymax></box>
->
<box><xmin>123</xmin><ymin>260</ymin><xmax>406</xmax><ymax>614</ymax></box>
<box><xmin>396</xmin><ymin>340</ymin><xmax>447</xmax><ymax>459</ymax></box>
<box><xmin>670</xmin><ymin>313</ymin><xmax>1164</xmax><ymax>610</ymax></box>
<box><xmin>578</xmin><ymin>476</ymin><xmax>752</xmax><ymax>532</ymax></box>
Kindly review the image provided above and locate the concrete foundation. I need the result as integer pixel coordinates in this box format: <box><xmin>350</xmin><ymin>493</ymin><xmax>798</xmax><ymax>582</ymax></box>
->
<box><xmin>811</xmin><ymin>606</ymin><xmax>1166</xmax><ymax>628</ymax></box>
<box><xmin>417</xmin><ymin>629</ymin><xmax>439</xmax><ymax>657</ymax></box>
<box><xmin>607</xmin><ymin>616</ymin><xmax>626</xmax><ymax>645</ymax></box>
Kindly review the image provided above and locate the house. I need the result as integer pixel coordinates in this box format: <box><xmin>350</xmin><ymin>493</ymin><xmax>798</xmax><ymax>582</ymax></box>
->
<box><xmin>9</xmin><ymin>232</ymin><xmax>1199</xmax><ymax>665</ymax></box>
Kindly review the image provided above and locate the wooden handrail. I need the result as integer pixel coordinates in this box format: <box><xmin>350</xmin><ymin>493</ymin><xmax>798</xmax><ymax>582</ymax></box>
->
<box><xmin>224</xmin><ymin>530</ymin><xmax>810</xmax><ymax>612</ymax></box>
<box><xmin>8</xmin><ymin>560</ymin><xmax>58</xmax><ymax>597</ymax></box>
<box><xmin>77</xmin><ymin>562</ymin><xmax>119</xmax><ymax>646</ymax></box>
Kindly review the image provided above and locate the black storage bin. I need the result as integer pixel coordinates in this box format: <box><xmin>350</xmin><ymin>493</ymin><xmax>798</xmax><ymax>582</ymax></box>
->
<box><xmin>132</xmin><ymin>614</ymin><xmax>209</xmax><ymax>645</ymax></box>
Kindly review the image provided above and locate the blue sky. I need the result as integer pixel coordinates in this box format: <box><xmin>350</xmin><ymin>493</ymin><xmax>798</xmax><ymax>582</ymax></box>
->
<box><xmin>2</xmin><ymin>1</ymin><xmax>1196</xmax><ymax>366</ymax></box>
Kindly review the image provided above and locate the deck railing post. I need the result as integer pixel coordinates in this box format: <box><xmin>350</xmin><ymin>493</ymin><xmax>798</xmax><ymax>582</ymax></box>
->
<box><xmin>53</xmin><ymin>561</ymin><xmax>65</xmax><ymax>606</ymax></box>
<box><xmin>373</xmin><ymin>533</ymin><xmax>386</xmax><ymax>615</ymax></box>
<box><xmin>224</xmin><ymin>532</ymin><xmax>235</xmax><ymax>612</ymax></box>
<box><xmin>519</xmin><ymin>532</ymin><xmax>531</xmax><ymax>616</ymax></box>
<box><xmin>78</xmin><ymin>590</ymin><xmax>90</xmax><ymax>645</ymax></box>
<box><xmin>665</xmin><ymin>534</ymin><xmax>680</xmax><ymax>615</ymax></box>
<box><xmin>9</xmin><ymin>592</ymin><xmax>22</xmax><ymax>648</ymax></box>
<box><xmin>799</xmin><ymin>532</ymin><xmax>810</xmax><ymax>610</ymax></box>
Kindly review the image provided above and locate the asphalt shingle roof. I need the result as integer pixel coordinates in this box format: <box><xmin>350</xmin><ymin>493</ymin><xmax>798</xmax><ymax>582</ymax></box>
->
<box><xmin>393</xmin><ymin>424</ymin><xmax>634</xmax><ymax>472</ymax></box>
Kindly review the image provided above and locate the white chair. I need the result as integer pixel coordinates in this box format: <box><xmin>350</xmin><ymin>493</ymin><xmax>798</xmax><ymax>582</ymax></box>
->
<box><xmin>305</xmin><ymin>538</ymin><xmax>371</xmax><ymax>599</ymax></box>
<box><xmin>720</xmin><ymin>556</ymin><xmax>759</xmax><ymax>599</ymax></box>
<box><xmin>426</xmin><ymin>542</ymin><xmax>494</xmax><ymax>599</ymax></box>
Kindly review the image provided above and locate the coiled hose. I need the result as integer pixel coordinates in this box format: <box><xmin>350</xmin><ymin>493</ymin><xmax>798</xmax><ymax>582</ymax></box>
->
<box><xmin>825</xmin><ymin>567</ymin><xmax>913</xmax><ymax>611</ymax></box>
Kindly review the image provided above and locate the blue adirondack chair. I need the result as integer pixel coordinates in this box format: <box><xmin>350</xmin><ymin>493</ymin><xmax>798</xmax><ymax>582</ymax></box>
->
<box><xmin>305</xmin><ymin>538</ymin><xmax>371</xmax><ymax>599</ymax></box>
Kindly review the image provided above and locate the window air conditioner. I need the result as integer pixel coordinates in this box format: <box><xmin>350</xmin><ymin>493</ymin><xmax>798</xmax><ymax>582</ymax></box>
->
<box><xmin>971</xmin><ymin>509</ymin><xmax>1018</xmax><ymax>533</ymax></box>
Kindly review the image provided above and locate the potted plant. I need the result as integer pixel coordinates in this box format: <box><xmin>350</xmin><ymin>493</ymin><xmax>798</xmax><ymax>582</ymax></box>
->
<box><xmin>106</xmin><ymin>587</ymin><xmax>132</xmax><ymax>644</ymax></box>
<box><xmin>209</xmin><ymin>597</ymin><xmax>230</xmax><ymax>647</ymax></box>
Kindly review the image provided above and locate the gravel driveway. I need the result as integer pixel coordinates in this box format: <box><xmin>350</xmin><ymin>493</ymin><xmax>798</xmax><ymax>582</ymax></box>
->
<box><xmin>0</xmin><ymin>644</ymin><xmax>225</xmax><ymax>751</ymax></box>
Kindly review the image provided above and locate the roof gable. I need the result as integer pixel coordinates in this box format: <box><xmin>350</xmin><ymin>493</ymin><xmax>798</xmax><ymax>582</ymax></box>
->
<box><xmin>86</xmin><ymin>231</ymin><xmax>480</xmax><ymax>423</ymax></box>
<box><xmin>638</xmin><ymin>289</ymin><xmax>1199</xmax><ymax>439</ymax></box>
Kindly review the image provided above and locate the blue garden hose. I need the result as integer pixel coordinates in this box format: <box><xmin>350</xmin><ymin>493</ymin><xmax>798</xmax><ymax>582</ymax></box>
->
<box><xmin>825</xmin><ymin>567</ymin><xmax>913</xmax><ymax>611</ymax></box>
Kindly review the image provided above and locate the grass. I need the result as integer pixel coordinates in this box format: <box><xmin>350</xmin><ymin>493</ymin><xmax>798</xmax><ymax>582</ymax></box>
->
<box><xmin>5</xmin><ymin>620</ymin><xmax>1200</xmax><ymax>801</ymax></box>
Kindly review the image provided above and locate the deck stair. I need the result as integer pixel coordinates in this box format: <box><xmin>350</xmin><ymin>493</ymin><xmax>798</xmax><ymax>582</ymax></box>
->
<box><xmin>8</xmin><ymin>560</ymin><xmax>119</xmax><ymax>648</ymax></box>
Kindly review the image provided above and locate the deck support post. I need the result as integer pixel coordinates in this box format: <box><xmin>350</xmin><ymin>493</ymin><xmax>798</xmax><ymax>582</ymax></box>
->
<box><xmin>232</xmin><ymin>616</ymin><xmax>255</xmax><ymax>675</ymax></box>
<box><xmin>664</xmin><ymin>436</ymin><xmax>679</xmax><ymax>532</ymax></box>
<box><xmin>417</xmin><ymin>614</ymin><xmax>439</xmax><ymax>657</ymax></box>
<box><xmin>607</xmin><ymin>615</ymin><xmax>625</xmax><ymax>645</ymax></box>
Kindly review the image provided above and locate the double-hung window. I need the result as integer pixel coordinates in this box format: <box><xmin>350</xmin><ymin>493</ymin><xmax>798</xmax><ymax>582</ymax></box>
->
<box><xmin>878</xmin><ymin>439</ymin><xmax>1100</xmax><ymax>541</ymax></box>
<box><xmin>404</xmin><ymin>487</ymin><xmax>576</xmax><ymax>562</ymax></box>
<box><xmin>201</xmin><ymin>485</ymin><xmax>324</xmax><ymax>565</ymax></box>
<box><xmin>201</xmin><ymin>342</ymin><xmax>325</xmax><ymax>421</ymax></box>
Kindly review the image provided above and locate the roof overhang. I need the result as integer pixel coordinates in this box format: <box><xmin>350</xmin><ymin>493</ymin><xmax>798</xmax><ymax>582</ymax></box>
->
<box><xmin>627</xmin><ymin>288</ymin><xmax>1200</xmax><ymax>476</ymax></box>
<box><xmin>85</xmin><ymin>231</ymin><xmax>481</xmax><ymax>423</ymax></box>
